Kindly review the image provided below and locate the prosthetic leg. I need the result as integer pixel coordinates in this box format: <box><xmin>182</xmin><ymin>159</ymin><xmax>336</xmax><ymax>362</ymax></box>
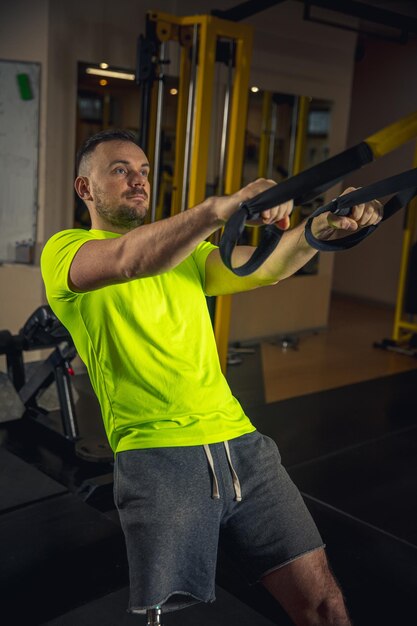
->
<box><xmin>146</xmin><ymin>606</ymin><xmax>162</xmax><ymax>625</ymax></box>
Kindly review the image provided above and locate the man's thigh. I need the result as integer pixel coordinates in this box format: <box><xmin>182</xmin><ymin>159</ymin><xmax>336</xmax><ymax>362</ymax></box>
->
<box><xmin>220</xmin><ymin>432</ymin><xmax>324</xmax><ymax>583</ymax></box>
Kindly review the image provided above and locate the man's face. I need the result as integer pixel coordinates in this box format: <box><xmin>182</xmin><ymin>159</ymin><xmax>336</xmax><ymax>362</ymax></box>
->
<box><xmin>87</xmin><ymin>140</ymin><xmax>151</xmax><ymax>231</ymax></box>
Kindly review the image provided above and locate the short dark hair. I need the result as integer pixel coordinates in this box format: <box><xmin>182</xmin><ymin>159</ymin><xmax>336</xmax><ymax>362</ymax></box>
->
<box><xmin>76</xmin><ymin>128</ymin><xmax>138</xmax><ymax>174</ymax></box>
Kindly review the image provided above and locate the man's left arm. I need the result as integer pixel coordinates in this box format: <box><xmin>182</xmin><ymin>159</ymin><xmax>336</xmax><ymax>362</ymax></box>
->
<box><xmin>204</xmin><ymin>188</ymin><xmax>383</xmax><ymax>297</ymax></box>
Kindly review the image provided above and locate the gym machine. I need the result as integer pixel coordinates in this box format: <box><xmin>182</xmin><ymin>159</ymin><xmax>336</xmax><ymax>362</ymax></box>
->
<box><xmin>137</xmin><ymin>9</ymin><xmax>417</xmax><ymax>374</ymax></box>
<box><xmin>0</xmin><ymin>305</ymin><xmax>79</xmax><ymax>440</ymax></box>
<box><xmin>375</xmin><ymin>142</ymin><xmax>417</xmax><ymax>357</ymax></box>
<box><xmin>136</xmin><ymin>10</ymin><xmax>253</xmax><ymax>373</ymax></box>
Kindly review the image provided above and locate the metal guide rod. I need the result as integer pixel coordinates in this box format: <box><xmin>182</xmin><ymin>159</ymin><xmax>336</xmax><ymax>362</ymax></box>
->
<box><xmin>251</xmin><ymin>93</ymin><xmax>271</xmax><ymax>248</ymax></box>
<box><xmin>151</xmin><ymin>42</ymin><xmax>166</xmax><ymax>222</ymax></box>
<box><xmin>218</xmin><ymin>40</ymin><xmax>234</xmax><ymax>196</ymax></box>
<box><xmin>288</xmin><ymin>96</ymin><xmax>299</xmax><ymax>178</ymax></box>
<box><xmin>181</xmin><ymin>24</ymin><xmax>198</xmax><ymax>212</ymax></box>
<box><xmin>55</xmin><ymin>363</ymin><xmax>79</xmax><ymax>440</ymax></box>
<box><xmin>267</xmin><ymin>100</ymin><xmax>277</xmax><ymax>179</ymax></box>
<box><xmin>258</xmin><ymin>91</ymin><xmax>272</xmax><ymax>178</ymax></box>
<box><xmin>171</xmin><ymin>46</ymin><xmax>189</xmax><ymax>215</ymax></box>
<box><xmin>292</xmin><ymin>95</ymin><xmax>309</xmax><ymax>176</ymax></box>
<box><xmin>392</xmin><ymin>139</ymin><xmax>417</xmax><ymax>342</ymax></box>
<box><xmin>214</xmin><ymin>28</ymin><xmax>253</xmax><ymax>373</ymax></box>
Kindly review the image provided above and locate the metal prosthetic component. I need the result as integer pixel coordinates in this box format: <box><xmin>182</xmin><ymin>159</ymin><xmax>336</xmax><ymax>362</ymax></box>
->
<box><xmin>147</xmin><ymin>607</ymin><xmax>162</xmax><ymax>625</ymax></box>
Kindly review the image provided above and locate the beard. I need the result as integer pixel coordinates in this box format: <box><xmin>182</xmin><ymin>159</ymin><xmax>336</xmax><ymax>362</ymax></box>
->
<box><xmin>92</xmin><ymin>183</ymin><xmax>148</xmax><ymax>230</ymax></box>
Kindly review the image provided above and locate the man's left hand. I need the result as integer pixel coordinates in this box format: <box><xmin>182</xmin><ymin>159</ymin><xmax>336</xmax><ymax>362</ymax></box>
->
<box><xmin>311</xmin><ymin>186</ymin><xmax>383</xmax><ymax>241</ymax></box>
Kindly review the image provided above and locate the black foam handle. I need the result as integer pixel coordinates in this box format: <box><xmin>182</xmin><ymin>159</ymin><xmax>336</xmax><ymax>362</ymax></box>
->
<box><xmin>240</xmin><ymin>142</ymin><xmax>373</xmax><ymax>219</ymax></box>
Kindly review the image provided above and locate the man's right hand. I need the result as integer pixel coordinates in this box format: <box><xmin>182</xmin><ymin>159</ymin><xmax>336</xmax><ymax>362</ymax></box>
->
<box><xmin>214</xmin><ymin>178</ymin><xmax>293</xmax><ymax>231</ymax></box>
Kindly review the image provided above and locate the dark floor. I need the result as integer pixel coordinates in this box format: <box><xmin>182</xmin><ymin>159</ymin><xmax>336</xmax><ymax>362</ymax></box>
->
<box><xmin>229</xmin><ymin>351</ymin><xmax>417</xmax><ymax>625</ymax></box>
<box><xmin>1</xmin><ymin>349</ymin><xmax>416</xmax><ymax>625</ymax></box>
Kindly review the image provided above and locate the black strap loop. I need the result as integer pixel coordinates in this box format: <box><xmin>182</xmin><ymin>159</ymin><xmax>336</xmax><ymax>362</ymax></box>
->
<box><xmin>304</xmin><ymin>168</ymin><xmax>417</xmax><ymax>251</ymax></box>
<box><xmin>220</xmin><ymin>142</ymin><xmax>373</xmax><ymax>275</ymax></box>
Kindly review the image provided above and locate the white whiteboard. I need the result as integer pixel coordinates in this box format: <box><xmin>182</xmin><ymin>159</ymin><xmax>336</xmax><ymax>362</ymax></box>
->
<box><xmin>0</xmin><ymin>60</ymin><xmax>40</xmax><ymax>263</ymax></box>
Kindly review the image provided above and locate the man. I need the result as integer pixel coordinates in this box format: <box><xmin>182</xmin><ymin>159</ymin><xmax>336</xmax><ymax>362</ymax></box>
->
<box><xmin>41</xmin><ymin>129</ymin><xmax>382</xmax><ymax>625</ymax></box>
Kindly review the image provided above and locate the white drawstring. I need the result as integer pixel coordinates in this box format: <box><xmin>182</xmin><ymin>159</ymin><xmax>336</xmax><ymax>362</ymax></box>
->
<box><xmin>203</xmin><ymin>444</ymin><xmax>220</xmax><ymax>499</ymax></box>
<box><xmin>203</xmin><ymin>442</ymin><xmax>242</xmax><ymax>502</ymax></box>
<box><xmin>224</xmin><ymin>441</ymin><xmax>242</xmax><ymax>502</ymax></box>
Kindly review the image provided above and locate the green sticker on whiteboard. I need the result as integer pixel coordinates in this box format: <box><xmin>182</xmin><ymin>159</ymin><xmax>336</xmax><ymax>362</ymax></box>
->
<box><xmin>16</xmin><ymin>73</ymin><xmax>33</xmax><ymax>100</ymax></box>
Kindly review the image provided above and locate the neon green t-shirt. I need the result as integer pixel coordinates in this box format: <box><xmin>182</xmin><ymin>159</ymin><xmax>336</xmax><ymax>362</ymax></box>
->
<box><xmin>40</xmin><ymin>229</ymin><xmax>255</xmax><ymax>453</ymax></box>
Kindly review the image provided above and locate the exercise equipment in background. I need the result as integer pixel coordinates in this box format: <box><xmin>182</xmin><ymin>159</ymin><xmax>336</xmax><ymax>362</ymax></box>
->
<box><xmin>375</xmin><ymin>145</ymin><xmax>417</xmax><ymax>358</ymax></box>
<box><xmin>0</xmin><ymin>305</ymin><xmax>79</xmax><ymax>440</ymax></box>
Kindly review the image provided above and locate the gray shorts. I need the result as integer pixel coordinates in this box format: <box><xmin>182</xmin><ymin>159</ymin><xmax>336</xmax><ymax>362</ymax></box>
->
<box><xmin>114</xmin><ymin>430</ymin><xmax>324</xmax><ymax>614</ymax></box>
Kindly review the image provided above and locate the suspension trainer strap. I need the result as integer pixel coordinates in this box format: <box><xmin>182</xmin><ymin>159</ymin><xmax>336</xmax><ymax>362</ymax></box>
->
<box><xmin>219</xmin><ymin>142</ymin><xmax>373</xmax><ymax>276</ymax></box>
<box><xmin>304</xmin><ymin>168</ymin><xmax>417</xmax><ymax>251</ymax></box>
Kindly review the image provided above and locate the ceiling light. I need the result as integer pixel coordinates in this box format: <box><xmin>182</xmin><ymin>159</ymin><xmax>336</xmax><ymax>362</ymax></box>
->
<box><xmin>251</xmin><ymin>86</ymin><xmax>260</xmax><ymax>93</ymax></box>
<box><xmin>86</xmin><ymin>67</ymin><xmax>135</xmax><ymax>81</ymax></box>
<box><xmin>100</xmin><ymin>79</ymin><xmax>108</xmax><ymax>86</ymax></box>
<box><xmin>170</xmin><ymin>88</ymin><xmax>178</xmax><ymax>95</ymax></box>
<box><xmin>99</xmin><ymin>62</ymin><xmax>109</xmax><ymax>69</ymax></box>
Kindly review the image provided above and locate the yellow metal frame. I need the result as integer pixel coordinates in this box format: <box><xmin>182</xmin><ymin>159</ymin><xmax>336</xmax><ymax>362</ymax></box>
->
<box><xmin>365</xmin><ymin>110</ymin><xmax>417</xmax><ymax>158</ymax></box>
<box><xmin>215</xmin><ymin>26</ymin><xmax>253</xmax><ymax>371</ymax></box>
<box><xmin>290</xmin><ymin>96</ymin><xmax>310</xmax><ymax>228</ymax></box>
<box><xmin>392</xmin><ymin>141</ymin><xmax>417</xmax><ymax>343</ymax></box>
<box><xmin>147</xmin><ymin>11</ymin><xmax>253</xmax><ymax>372</ymax></box>
<box><xmin>292</xmin><ymin>96</ymin><xmax>309</xmax><ymax>175</ymax></box>
<box><xmin>363</xmin><ymin>110</ymin><xmax>417</xmax><ymax>345</ymax></box>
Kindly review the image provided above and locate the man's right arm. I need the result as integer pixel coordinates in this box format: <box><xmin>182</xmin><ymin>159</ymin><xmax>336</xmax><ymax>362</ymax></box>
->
<box><xmin>69</xmin><ymin>198</ymin><xmax>221</xmax><ymax>291</ymax></box>
<box><xmin>69</xmin><ymin>179</ymin><xmax>289</xmax><ymax>292</ymax></box>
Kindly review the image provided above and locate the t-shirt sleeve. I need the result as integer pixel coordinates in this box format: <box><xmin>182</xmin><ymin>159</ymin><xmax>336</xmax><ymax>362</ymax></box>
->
<box><xmin>191</xmin><ymin>240</ymin><xmax>218</xmax><ymax>290</ymax></box>
<box><xmin>40</xmin><ymin>229</ymin><xmax>92</xmax><ymax>302</ymax></box>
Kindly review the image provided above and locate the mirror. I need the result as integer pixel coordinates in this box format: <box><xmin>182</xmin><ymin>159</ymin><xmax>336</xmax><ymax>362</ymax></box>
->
<box><xmin>243</xmin><ymin>89</ymin><xmax>333</xmax><ymax>274</ymax></box>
